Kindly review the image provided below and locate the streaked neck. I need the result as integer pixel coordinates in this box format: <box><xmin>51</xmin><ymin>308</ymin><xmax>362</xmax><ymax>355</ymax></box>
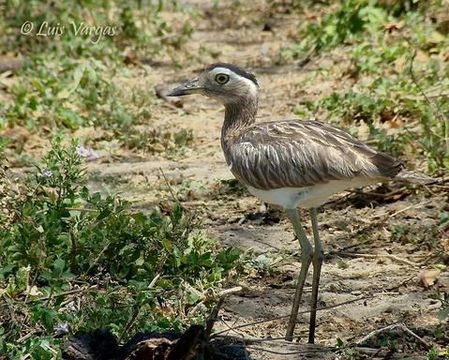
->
<box><xmin>222</xmin><ymin>97</ymin><xmax>258</xmax><ymax>141</ymax></box>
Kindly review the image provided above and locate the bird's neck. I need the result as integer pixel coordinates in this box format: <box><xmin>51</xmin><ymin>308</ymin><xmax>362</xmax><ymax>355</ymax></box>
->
<box><xmin>222</xmin><ymin>97</ymin><xmax>258</xmax><ymax>145</ymax></box>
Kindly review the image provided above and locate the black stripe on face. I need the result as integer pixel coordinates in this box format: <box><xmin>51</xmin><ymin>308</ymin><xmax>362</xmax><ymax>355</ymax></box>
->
<box><xmin>205</xmin><ymin>63</ymin><xmax>259</xmax><ymax>86</ymax></box>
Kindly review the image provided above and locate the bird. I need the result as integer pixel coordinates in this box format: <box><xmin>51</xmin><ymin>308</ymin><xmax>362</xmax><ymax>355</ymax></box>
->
<box><xmin>167</xmin><ymin>63</ymin><xmax>433</xmax><ymax>344</ymax></box>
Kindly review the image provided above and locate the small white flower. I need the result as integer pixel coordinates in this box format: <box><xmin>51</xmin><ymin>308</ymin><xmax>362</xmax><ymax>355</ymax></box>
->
<box><xmin>41</xmin><ymin>169</ymin><xmax>53</xmax><ymax>178</ymax></box>
<box><xmin>75</xmin><ymin>145</ymin><xmax>100</xmax><ymax>161</ymax></box>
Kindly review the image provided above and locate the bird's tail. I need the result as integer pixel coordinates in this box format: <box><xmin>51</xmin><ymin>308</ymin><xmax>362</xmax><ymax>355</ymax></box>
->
<box><xmin>394</xmin><ymin>169</ymin><xmax>435</xmax><ymax>185</ymax></box>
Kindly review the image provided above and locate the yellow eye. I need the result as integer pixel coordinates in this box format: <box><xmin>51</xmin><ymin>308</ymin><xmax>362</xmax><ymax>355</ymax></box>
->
<box><xmin>215</xmin><ymin>73</ymin><xmax>230</xmax><ymax>85</ymax></box>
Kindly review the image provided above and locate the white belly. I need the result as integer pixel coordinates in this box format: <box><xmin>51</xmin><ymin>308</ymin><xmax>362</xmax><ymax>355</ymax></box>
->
<box><xmin>247</xmin><ymin>178</ymin><xmax>378</xmax><ymax>209</ymax></box>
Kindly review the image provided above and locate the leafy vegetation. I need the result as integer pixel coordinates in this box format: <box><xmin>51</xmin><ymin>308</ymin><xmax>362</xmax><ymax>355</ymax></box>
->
<box><xmin>0</xmin><ymin>140</ymin><xmax>244</xmax><ymax>358</ymax></box>
<box><xmin>120</xmin><ymin>127</ymin><xmax>194</xmax><ymax>155</ymax></box>
<box><xmin>0</xmin><ymin>0</ymin><xmax>195</xmax><ymax>161</ymax></box>
<box><xmin>287</xmin><ymin>0</ymin><xmax>449</xmax><ymax>172</ymax></box>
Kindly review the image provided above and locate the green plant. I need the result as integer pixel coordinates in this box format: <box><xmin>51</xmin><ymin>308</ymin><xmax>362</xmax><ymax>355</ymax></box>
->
<box><xmin>283</xmin><ymin>0</ymin><xmax>389</xmax><ymax>58</ymax></box>
<box><xmin>427</xmin><ymin>346</ymin><xmax>439</xmax><ymax>360</ymax></box>
<box><xmin>290</xmin><ymin>1</ymin><xmax>449</xmax><ymax>172</ymax></box>
<box><xmin>249</xmin><ymin>253</ymin><xmax>282</xmax><ymax>275</ymax></box>
<box><xmin>0</xmin><ymin>139</ymin><xmax>245</xmax><ymax>358</ymax></box>
<box><xmin>336</xmin><ymin>338</ymin><xmax>363</xmax><ymax>359</ymax></box>
<box><xmin>0</xmin><ymin>0</ymin><xmax>195</xmax><ymax>156</ymax></box>
<box><xmin>119</xmin><ymin>127</ymin><xmax>194</xmax><ymax>156</ymax></box>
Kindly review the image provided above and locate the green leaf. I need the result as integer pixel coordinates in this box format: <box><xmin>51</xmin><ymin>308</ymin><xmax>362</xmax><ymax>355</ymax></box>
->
<box><xmin>172</xmin><ymin>247</ymin><xmax>181</xmax><ymax>268</ymax></box>
<box><xmin>57</xmin><ymin>107</ymin><xmax>83</xmax><ymax>130</ymax></box>
<box><xmin>162</xmin><ymin>239</ymin><xmax>173</xmax><ymax>252</ymax></box>
<box><xmin>53</xmin><ymin>258</ymin><xmax>66</xmax><ymax>276</ymax></box>
<box><xmin>438</xmin><ymin>307</ymin><xmax>449</xmax><ymax>321</ymax></box>
<box><xmin>57</xmin><ymin>64</ymin><xmax>86</xmax><ymax>99</ymax></box>
<box><xmin>135</xmin><ymin>256</ymin><xmax>144</xmax><ymax>267</ymax></box>
<box><xmin>186</xmin><ymin>290</ymin><xmax>201</xmax><ymax>305</ymax></box>
<box><xmin>440</xmin><ymin>212</ymin><xmax>449</xmax><ymax>226</ymax></box>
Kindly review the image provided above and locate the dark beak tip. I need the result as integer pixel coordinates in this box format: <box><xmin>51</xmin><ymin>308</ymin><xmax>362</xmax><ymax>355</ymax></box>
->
<box><xmin>166</xmin><ymin>88</ymin><xmax>183</xmax><ymax>97</ymax></box>
<box><xmin>167</xmin><ymin>79</ymin><xmax>200</xmax><ymax>97</ymax></box>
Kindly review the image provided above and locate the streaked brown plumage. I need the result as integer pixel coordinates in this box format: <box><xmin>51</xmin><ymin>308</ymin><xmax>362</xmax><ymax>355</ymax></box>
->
<box><xmin>224</xmin><ymin>119</ymin><xmax>404</xmax><ymax>191</ymax></box>
<box><xmin>168</xmin><ymin>63</ymin><xmax>433</xmax><ymax>344</ymax></box>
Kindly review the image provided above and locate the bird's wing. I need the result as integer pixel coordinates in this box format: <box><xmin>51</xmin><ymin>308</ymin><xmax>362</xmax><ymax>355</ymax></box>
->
<box><xmin>226</xmin><ymin>120</ymin><xmax>403</xmax><ymax>190</ymax></box>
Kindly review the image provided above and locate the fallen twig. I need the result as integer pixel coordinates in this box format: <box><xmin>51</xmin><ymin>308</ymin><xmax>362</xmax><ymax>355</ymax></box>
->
<box><xmin>217</xmin><ymin>316</ymin><xmax>249</xmax><ymax>339</ymax></box>
<box><xmin>148</xmin><ymin>273</ymin><xmax>161</xmax><ymax>289</ymax></box>
<box><xmin>338</xmin><ymin>252</ymin><xmax>419</xmax><ymax>267</ymax></box>
<box><xmin>356</xmin><ymin>323</ymin><xmax>432</xmax><ymax>350</ymax></box>
<box><xmin>211</xmin><ymin>295</ymin><xmax>371</xmax><ymax>338</ymax></box>
<box><xmin>347</xmin><ymin>187</ymin><xmax>409</xmax><ymax>199</ymax></box>
<box><xmin>17</xmin><ymin>330</ymin><xmax>42</xmax><ymax>344</ymax></box>
<box><xmin>205</xmin><ymin>298</ymin><xmax>224</xmax><ymax>339</ymax></box>
<box><xmin>26</xmin><ymin>285</ymin><xmax>97</xmax><ymax>303</ymax></box>
<box><xmin>218</xmin><ymin>286</ymin><xmax>242</xmax><ymax>297</ymax></box>
<box><xmin>389</xmin><ymin>199</ymin><xmax>434</xmax><ymax>218</ymax></box>
<box><xmin>65</xmin><ymin>207</ymin><xmax>99</xmax><ymax>212</ymax></box>
<box><xmin>353</xmin><ymin>347</ymin><xmax>387</xmax><ymax>357</ymax></box>
<box><xmin>246</xmin><ymin>344</ymin><xmax>333</xmax><ymax>356</ymax></box>
<box><xmin>385</xmin><ymin>274</ymin><xmax>417</xmax><ymax>292</ymax></box>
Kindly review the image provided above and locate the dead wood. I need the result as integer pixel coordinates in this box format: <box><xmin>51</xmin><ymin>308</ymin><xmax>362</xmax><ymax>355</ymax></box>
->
<box><xmin>62</xmin><ymin>325</ymin><xmax>250</xmax><ymax>360</ymax></box>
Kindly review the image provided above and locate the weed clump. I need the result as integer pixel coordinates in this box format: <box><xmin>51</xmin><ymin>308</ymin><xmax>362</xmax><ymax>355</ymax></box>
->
<box><xmin>0</xmin><ymin>139</ymin><xmax>244</xmax><ymax>358</ymax></box>
<box><xmin>287</xmin><ymin>0</ymin><xmax>449</xmax><ymax>172</ymax></box>
<box><xmin>0</xmin><ymin>1</ymin><xmax>194</xmax><ymax>157</ymax></box>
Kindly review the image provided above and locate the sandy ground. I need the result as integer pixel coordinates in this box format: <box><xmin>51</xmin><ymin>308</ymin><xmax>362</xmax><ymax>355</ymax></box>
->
<box><xmin>81</xmin><ymin>1</ymin><xmax>449</xmax><ymax>358</ymax></box>
<box><xmin>5</xmin><ymin>1</ymin><xmax>448</xmax><ymax>358</ymax></box>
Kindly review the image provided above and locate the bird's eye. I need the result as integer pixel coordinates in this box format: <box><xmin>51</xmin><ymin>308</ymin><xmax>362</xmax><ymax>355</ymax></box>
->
<box><xmin>215</xmin><ymin>73</ymin><xmax>230</xmax><ymax>85</ymax></box>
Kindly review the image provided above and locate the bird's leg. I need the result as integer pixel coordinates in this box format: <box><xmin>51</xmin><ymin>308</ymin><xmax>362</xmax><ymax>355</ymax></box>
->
<box><xmin>285</xmin><ymin>208</ymin><xmax>313</xmax><ymax>341</ymax></box>
<box><xmin>308</xmin><ymin>208</ymin><xmax>324</xmax><ymax>344</ymax></box>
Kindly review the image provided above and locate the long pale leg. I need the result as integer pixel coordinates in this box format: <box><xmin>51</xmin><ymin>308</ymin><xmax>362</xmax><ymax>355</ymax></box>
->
<box><xmin>285</xmin><ymin>208</ymin><xmax>313</xmax><ymax>341</ymax></box>
<box><xmin>308</xmin><ymin>208</ymin><xmax>324</xmax><ymax>344</ymax></box>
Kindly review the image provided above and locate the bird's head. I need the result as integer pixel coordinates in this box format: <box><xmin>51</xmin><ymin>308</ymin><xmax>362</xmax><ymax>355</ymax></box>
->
<box><xmin>167</xmin><ymin>63</ymin><xmax>259</xmax><ymax>105</ymax></box>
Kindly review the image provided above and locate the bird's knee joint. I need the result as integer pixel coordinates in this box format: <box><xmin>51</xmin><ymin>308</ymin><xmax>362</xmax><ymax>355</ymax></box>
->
<box><xmin>314</xmin><ymin>248</ymin><xmax>324</xmax><ymax>262</ymax></box>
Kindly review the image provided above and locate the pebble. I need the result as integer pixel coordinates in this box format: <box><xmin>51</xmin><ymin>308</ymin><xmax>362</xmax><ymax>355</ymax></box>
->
<box><xmin>351</xmin><ymin>290</ymin><xmax>362</xmax><ymax>296</ymax></box>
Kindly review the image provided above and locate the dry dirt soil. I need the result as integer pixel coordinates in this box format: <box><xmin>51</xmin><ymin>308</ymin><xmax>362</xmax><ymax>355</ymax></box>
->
<box><xmin>9</xmin><ymin>1</ymin><xmax>449</xmax><ymax>359</ymax></box>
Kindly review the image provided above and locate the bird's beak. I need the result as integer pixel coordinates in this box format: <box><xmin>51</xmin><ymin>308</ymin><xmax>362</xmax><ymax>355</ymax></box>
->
<box><xmin>167</xmin><ymin>78</ymin><xmax>202</xmax><ymax>97</ymax></box>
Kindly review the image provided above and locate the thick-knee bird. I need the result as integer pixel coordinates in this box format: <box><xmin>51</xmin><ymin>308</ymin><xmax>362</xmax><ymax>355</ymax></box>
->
<box><xmin>168</xmin><ymin>63</ymin><xmax>432</xmax><ymax>343</ymax></box>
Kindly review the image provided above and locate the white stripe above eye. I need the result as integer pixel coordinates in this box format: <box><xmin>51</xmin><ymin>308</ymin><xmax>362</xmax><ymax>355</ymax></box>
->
<box><xmin>209</xmin><ymin>67</ymin><xmax>259</xmax><ymax>97</ymax></box>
